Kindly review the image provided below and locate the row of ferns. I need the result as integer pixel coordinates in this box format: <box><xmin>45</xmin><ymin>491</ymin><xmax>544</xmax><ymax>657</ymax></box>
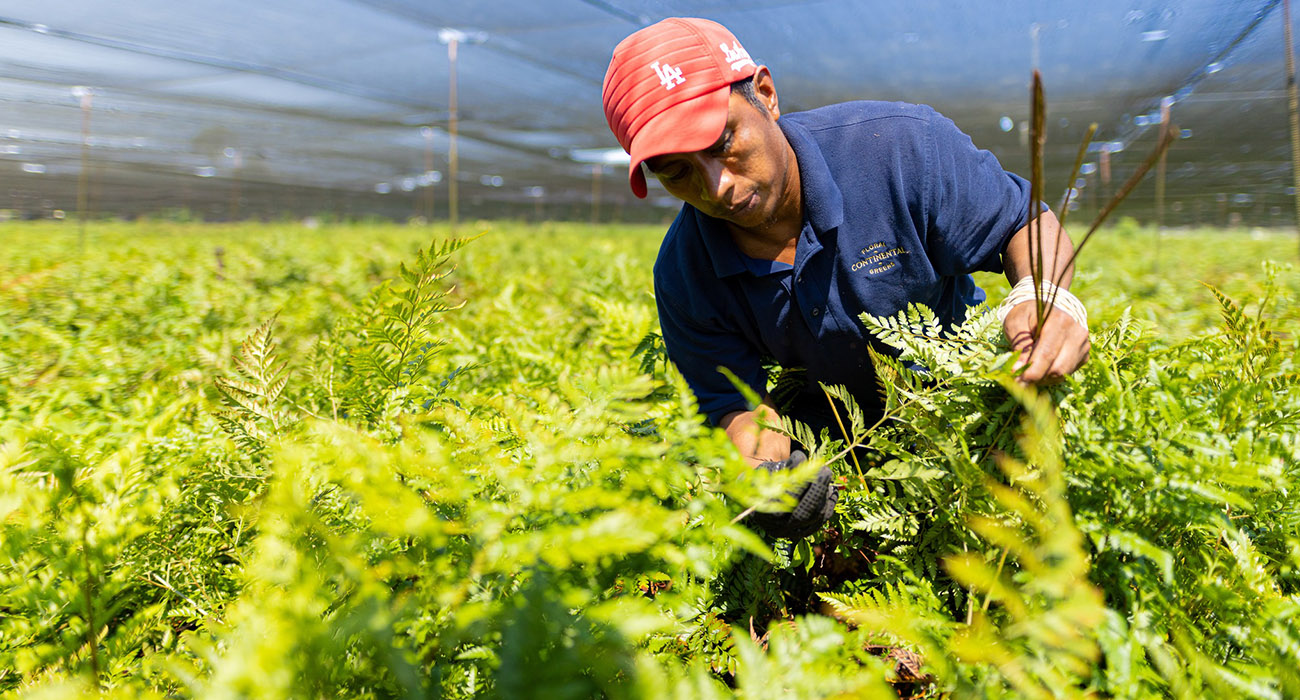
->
<box><xmin>2</xmin><ymin>228</ymin><xmax>1299</xmax><ymax>698</ymax></box>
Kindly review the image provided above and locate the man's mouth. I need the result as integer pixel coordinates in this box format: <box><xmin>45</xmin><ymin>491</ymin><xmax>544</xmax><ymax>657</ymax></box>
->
<box><xmin>726</xmin><ymin>192</ymin><xmax>757</xmax><ymax>219</ymax></box>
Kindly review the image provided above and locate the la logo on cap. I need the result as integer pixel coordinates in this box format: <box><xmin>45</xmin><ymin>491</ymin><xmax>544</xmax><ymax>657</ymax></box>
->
<box><xmin>650</xmin><ymin>60</ymin><xmax>685</xmax><ymax>90</ymax></box>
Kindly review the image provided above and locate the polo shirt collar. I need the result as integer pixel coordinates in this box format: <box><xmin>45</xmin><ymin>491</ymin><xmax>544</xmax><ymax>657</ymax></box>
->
<box><xmin>691</xmin><ymin>116</ymin><xmax>845</xmax><ymax>279</ymax></box>
<box><xmin>778</xmin><ymin>116</ymin><xmax>845</xmax><ymax>234</ymax></box>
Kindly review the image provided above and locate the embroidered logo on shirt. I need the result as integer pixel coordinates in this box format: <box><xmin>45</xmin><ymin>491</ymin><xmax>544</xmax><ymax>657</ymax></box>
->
<box><xmin>851</xmin><ymin>243</ymin><xmax>909</xmax><ymax>275</ymax></box>
<box><xmin>719</xmin><ymin>41</ymin><xmax>755</xmax><ymax>72</ymax></box>
<box><xmin>650</xmin><ymin>60</ymin><xmax>685</xmax><ymax>90</ymax></box>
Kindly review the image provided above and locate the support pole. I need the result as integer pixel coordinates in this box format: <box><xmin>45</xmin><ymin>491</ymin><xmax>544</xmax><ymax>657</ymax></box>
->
<box><xmin>422</xmin><ymin>126</ymin><xmax>435</xmax><ymax>222</ymax></box>
<box><xmin>1155</xmin><ymin>97</ymin><xmax>1171</xmax><ymax>268</ymax></box>
<box><xmin>591</xmin><ymin>165</ymin><xmax>602</xmax><ymax>225</ymax></box>
<box><xmin>447</xmin><ymin>37</ymin><xmax>459</xmax><ymax>232</ymax></box>
<box><xmin>1284</xmin><ymin>0</ymin><xmax>1300</xmax><ymax>254</ymax></box>
<box><xmin>76</xmin><ymin>88</ymin><xmax>92</xmax><ymax>245</ymax></box>
<box><xmin>436</xmin><ymin>28</ymin><xmax>486</xmax><ymax>230</ymax></box>
<box><xmin>229</xmin><ymin>149</ymin><xmax>242</xmax><ymax>221</ymax></box>
<box><xmin>1100</xmin><ymin>147</ymin><xmax>1112</xmax><ymax>205</ymax></box>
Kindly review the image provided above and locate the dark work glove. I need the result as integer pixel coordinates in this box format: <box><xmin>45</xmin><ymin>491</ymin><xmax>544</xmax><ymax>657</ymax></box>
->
<box><xmin>745</xmin><ymin>450</ymin><xmax>838</xmax><ymax>539</ymax></box>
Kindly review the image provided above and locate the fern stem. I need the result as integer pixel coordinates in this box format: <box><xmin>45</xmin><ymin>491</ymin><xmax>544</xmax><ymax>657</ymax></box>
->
<box><xmin>823</xmin><ymin>386</ymin><xmax>866</xmax><ymax>485</ymax></box>
<box><xmin>80</xmin><ymin>525</ymin><xmax>101</xmax><ymax>688</ymax></box>
<box><xmin>1055</xmin><ymin>123</ymin><xmax>1098</xmax><ymax>231</ymax></box>
<box><xmin>962</xmin><ymin>534</ymin><xmax>974</xmax><ymax>626</ymax></box>
<box><xmin>327</xmin><ymin>360</ymin><xmax>339</xmax><ymax>421</ymax></box>
<box><xmin>820</xmin><ymin>364</ymin><xmax>976</xmax><ymax>471</ymax></box>
<box><xmin>730</xmin><ymin>504</ymin><xmax>760</xmax><ymax>525</ymax></box>
<box><xmin>881</xmin><ymin>326</ymin><xmax>998</xmax><ymax>349</ymax></box>
<box><xmin>974</xmin><ymin>403</ymin><xmax>1020</xmax><ymax>469</ymax></box>
<box><xmin>981</xmin><ymin>547</ymin><xmax>1011</xmax><ymax>612</ymax></box>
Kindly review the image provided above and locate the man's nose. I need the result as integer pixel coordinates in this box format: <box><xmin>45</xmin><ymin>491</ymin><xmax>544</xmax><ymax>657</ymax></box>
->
<box><xmin>697</xmin><ymin>156</ymin><xmax>734</xmax><ymax>204</ymax></box>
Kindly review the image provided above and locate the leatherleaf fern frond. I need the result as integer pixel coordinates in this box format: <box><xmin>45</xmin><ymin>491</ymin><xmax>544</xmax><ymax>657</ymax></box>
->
<box><xmin>820</xmin><ymin>581</ymin><xmax>942</xmax><ymax>635</ymax></box>
<box><xmin>860</xmin><ymin>302</ymin><xmax>1005</xmax><ymax>378</ymax></box>
<box><xmin>337</xmin><ymin>234</ymin><xmax>477</xmax><ymax>429</ymax></box>
<box><xmin>214</xmin><ymin>313</ymin><xmax>290</xmax><ymax>453</ymax></box>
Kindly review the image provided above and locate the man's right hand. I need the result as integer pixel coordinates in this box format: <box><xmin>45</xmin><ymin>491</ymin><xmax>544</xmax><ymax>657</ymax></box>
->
<box><xmin>720</xmin><ymin>399</ymin><xmax>791</xmax><ymax>467</ymax></box>
<box><xmin>745</xmin><ymin>450</ymin><xmax>838</xmax><ymax>539</ymax></box>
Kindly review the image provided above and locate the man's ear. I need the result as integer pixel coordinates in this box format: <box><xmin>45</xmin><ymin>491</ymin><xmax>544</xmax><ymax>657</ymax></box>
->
<box><xmin>754</xmin><ymin>66</ymin><xmax>780</xmax><ymax>120</ymax></box>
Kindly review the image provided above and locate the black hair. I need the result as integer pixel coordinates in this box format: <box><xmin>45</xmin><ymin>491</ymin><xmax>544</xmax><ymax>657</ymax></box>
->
<box><xmin>730</xmin><ymin>76</ymin><xmax>767</xmax><ymax>113</ymax></box>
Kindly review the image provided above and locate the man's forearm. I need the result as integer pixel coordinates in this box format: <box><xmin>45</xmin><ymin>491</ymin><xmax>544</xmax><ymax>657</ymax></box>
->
<box><xmin>719</xmin><ymin>399</ymin><xmax>791</xmax><ymax>467</ymax></box>
<box><xmin>1002</xmin><ymin>210</ymin><xmax>1075</xmax><ymax>288</ymax></box>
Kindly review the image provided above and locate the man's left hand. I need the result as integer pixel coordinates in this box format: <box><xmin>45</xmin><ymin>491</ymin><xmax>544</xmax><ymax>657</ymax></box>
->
<box><xmin>1001</xmin><ymin>301</ymin><xmax>1090</xmax><ymax>385</ymax></box>
<box><xmin>746</xmin><ymin>450</ymin><xmax>838</xmax><ymax>539</ymax></box>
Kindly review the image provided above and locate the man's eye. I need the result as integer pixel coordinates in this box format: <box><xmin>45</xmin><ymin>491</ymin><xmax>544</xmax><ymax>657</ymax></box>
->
<box><xmin>710</xmin><ymin>131</ymin><xmax>734</xmax><ymax>155</ymax></box>
<box><xmin>661</xmin><ymin>166</ymin><xmax>688</xmax><ymax>181</ymax></box>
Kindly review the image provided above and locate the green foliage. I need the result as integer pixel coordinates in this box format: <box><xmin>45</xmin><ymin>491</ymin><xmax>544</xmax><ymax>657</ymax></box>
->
<box><xmin>0</xmin><ymin>221</ymin><xmax>1298</xmax><ymax>699</ymax></box>
<box><xmin>777</xmin><ymin>263</ymin><xmax>1300</xmax><ymax>698</ymax></box>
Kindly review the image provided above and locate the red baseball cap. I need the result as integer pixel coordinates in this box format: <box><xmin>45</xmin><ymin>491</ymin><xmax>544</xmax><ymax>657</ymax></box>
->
<box><xmin>602</xmin><ymin>18</ymin><xmax>758</xmax><ymax>198</ymax></box>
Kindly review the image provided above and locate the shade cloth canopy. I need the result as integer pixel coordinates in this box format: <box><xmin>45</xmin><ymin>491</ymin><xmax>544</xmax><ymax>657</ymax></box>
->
<box><xmin>0</xmin><ymin>0</ymin><xmax>1291</xmax><ymax>224</ymax></box>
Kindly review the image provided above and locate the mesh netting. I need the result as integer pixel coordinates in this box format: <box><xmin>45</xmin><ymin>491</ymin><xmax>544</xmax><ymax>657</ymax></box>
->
<box><xmin>0</xmin><ymin>0</ymin><xmax>1291</xmax><ymax>224</ymax></box>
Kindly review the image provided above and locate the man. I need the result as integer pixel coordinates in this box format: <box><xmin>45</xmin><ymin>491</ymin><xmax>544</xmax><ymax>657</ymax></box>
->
<box><xmin>601</xmin><ymin>18</ymin><xmax>1090</xmax><ymax>536</ymax></box>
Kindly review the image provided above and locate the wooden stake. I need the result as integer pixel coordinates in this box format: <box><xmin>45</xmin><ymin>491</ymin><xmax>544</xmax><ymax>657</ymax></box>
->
<box><xmin>447</xmin><ymin>38</ymin><xmax>459</xmax><ymax>232</ymax></box>
<box><xmin>1156</xmin><ymin>98</ymin><xmax>1171</xmax><ymax>269</ymax></box>
<box><xmin>1284</xmin><ymin>0</ymin><xmax>1300</xmax><ymax>254</ymax></box>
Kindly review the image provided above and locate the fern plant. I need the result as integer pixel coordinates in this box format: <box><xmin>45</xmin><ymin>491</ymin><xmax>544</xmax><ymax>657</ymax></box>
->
<box><xmin>332</xmin><ymin>235</ymin><xmax>475</xmax><ymax>433</ymax></box>
<box><xmin>213</xmin><ymin>314</ymin><xmax>289</xmax><ymax>453</ymax></box>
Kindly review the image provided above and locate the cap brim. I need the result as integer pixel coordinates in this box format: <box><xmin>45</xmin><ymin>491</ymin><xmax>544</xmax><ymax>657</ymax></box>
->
<box><xmin>626</xmin><ymin>83</ymin><xmax>731</xmax><ymax>199</ymax></box>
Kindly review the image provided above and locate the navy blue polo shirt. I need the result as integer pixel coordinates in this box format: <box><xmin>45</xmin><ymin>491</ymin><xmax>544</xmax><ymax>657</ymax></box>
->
<box><xmin>652</xmin><ymin>100</ymin><xmax>1034</xmax><ymax>432</ymax></box>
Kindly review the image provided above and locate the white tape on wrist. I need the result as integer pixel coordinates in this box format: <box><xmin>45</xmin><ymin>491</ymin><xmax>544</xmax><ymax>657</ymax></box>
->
<box><xmin>996</xmin><ymin>276</ymin><xmax>1088</xmax><ymax>328</ymax></box>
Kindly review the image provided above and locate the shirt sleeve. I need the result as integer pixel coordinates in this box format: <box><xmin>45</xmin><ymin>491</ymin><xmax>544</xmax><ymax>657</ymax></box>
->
<box><xmin>921</xmin><ymin>109</ymin><xmax>1036</xmax><ymax>276</ymax></box>
<box><xmin>654</xmin><ymin>277</ymin><xmax>768</xmax><ymax>426</ymax></box>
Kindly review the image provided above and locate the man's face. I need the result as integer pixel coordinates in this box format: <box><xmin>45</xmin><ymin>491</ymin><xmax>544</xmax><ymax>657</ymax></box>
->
<box><xmin>644</xmin><ymin>72</ymin><xmax>795</xmax><ymax>230</ymax></box>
